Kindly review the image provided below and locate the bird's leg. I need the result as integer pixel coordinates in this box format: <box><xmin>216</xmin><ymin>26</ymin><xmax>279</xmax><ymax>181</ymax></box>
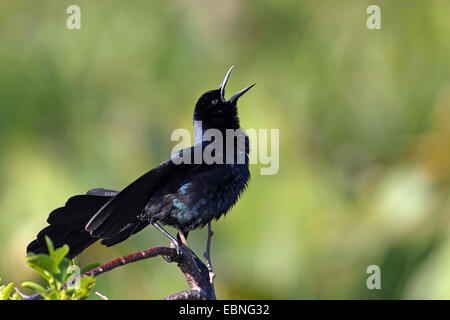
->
<box><xmin>151</xmin><ymin>222</ymin><xmax>201</xmax><ymax>270</ymax></box>
<box><xmin>151</xmin><ymin>222</ymin><xmax>182</xmax><ymax>262</ymax></box>
<box><xmin>176</xmin><ymin>228</ymin><xmax>202</xmax><ymax>272</ymax></box>
<box><xmin>176</xmin><ymin>228</ymin><xmax>189</xmax><ymax>248</ymax></box>
<box><xmin>152</xmin><ymin>222</ymin><xmax>178</xmax><ymax>243</ymax></box>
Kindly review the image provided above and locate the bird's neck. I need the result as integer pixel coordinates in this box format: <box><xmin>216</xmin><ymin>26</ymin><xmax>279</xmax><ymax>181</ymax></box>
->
<box><xmin>193</xmin><ymin>120</ymin><xmax>249</xmax><ymax>164</ymax></box>
<box><xmin>193</xmin><ymin>120</ymin><xmax>242</xmax><ymax>145</ymax></box>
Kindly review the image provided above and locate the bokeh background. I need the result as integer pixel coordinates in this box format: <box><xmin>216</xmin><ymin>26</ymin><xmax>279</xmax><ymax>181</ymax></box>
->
<box><xmin>1</xmin><ymin>0</ymin><xmax>450</xmax><ymax>299</ymax></box>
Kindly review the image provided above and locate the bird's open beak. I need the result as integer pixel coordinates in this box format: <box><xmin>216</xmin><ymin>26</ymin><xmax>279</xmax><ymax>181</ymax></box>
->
<box><xmin>228</xmin><ymin>83</ymin><xmax>256</xmax><ymax>104</ymax></box>
<box><xmin>219</xmin><ymin>66</ymin><xmax>255</xmax><ymax>103</ymax></box>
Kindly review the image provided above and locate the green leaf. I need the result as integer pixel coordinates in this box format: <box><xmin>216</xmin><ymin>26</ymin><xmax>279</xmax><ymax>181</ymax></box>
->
<box><xmin>56</xmin><ymin>258</ymin><xmax>70</xmax><ymax>283</ymax></box>
<box><xmin>52</xmin><ymin>245</ymin><xmax>69</xmax><ymax>267</ymax></box>
<box><xmin>13</xmin><ymin>241</ymin><xmax>97</xmax><ymax>300</ymax></box>
<box><xmin>27</xmin><ymin>264</ymin><xmax>52</xmax><ymax>283</ymax></box>
<box><xmin>21</xmin><ymin>281</ymin><xmax>46</xmax><ymax>294</ymax></box>
<box><xmin>70</xmin><ymin>276</ymin><xmax>95</xmax><ymax>300</ymax></box>
<box><xmin>81</xmin><ymin>263</ymin><xmax>101</xmax><ymax>274</ymax></box>
<box><xmin>11</xmin><ymin>292</ymin><xmax>21</xmax><ymax>300</ymax></box>
<box><xmin>26</xmin><ymin>253</ymin><xmax>59</xmax><ymax>276</ymax></box>
<box><xmin>45</xmin><ymin>236</ymin><xmax>54</xmax><ymax>256</ymax></box>
<box><xmin>1</xmin><ymin>282</ymin><xmax>15</xmax><ymax>300</ymax></box>
<box><xmin>44</xmin><ymin>290</ymin><xmax>60</xmax><ymax>300</ymax></box>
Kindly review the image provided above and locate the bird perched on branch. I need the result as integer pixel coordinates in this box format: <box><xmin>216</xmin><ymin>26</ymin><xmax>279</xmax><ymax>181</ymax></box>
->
<box><xmin>27</xmin><ymin>66</ymin><xmax>254</xmax><ymax>258</ymax></box>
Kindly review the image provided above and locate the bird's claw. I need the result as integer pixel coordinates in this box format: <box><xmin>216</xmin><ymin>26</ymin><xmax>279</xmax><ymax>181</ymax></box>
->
<box><xmin>163</xmin><ymin>241</ymin><xmax>182</xmax><ymax>263</ymax></box>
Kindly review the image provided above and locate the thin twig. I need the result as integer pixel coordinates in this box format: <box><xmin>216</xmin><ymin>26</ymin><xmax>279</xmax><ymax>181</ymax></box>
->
<box><xmin>163</xmin><ymin>289</ymin><xmax>202</xmax><ymax>300</ymax></box>
<box><xmin>81</xmin><ymin>246</ymin><xmax>176</xmax><ymax>279</ymax></box>
<box><xmin>95</xmin><ymin>291</ymin><xmax>109</xmax><ymax>300</ymax></box>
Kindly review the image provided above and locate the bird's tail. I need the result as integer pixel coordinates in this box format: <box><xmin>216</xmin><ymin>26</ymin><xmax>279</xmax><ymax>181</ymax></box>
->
<box><xmin>27</xmin><ymin>191</ymin><xmax>115</xmax><ymax>259</ymax></box>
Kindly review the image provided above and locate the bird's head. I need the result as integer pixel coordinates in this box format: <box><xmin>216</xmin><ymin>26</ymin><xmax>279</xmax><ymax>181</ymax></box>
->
<box><xmin>193</xmin><ymin>66</ymin><xmax>255</xmax><ymax>130</ymax></box>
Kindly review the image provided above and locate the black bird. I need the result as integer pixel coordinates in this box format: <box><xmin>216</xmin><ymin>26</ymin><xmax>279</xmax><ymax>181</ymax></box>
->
<box><xmin>27</xmin><ymin>66</ymin><xmax>254</xmax><ymax>258</ymax></box>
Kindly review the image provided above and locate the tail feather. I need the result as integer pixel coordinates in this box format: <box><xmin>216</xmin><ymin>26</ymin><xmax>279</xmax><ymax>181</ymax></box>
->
<box><xmin>27</xmin><ymin>194</ymin><xmax>114</xmax><ymax>259</ymax></box>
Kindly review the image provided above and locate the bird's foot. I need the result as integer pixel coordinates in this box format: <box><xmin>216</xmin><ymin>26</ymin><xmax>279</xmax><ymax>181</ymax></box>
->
<box><xmin>162</xmin><ymin>241</ymin><xmax>182</xmax><ymax>263</ymax></box>
<box><xmin>163</xmin><ymin>240</ymin><xmax>200</xmax><ymax>269</ymax></box>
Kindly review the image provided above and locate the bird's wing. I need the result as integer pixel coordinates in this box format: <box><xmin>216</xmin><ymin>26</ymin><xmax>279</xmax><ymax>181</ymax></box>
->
<box><xmin>85</xmin><ymin>145</ymin><xmax>202</xmax><ymax>240</ymax></box>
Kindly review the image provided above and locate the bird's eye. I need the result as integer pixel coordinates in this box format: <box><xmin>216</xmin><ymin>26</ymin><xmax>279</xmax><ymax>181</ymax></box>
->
<box><xmin>211</xmin><ymin>99</ymin><xmax>219</xmax><ymax>106</ymax></box>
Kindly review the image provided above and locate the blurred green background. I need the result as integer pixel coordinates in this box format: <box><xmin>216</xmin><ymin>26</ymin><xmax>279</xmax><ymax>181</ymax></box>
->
<box><xmin>1</xmin><ymin>0</ymin><xmax>450</xmax><ymax>299</ymax></box>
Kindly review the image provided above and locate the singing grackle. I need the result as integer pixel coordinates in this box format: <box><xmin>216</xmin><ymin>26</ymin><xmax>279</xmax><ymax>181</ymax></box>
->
<box><xmin>27</xmin><ymin>66</ymin><xmax>254</xmax><ymax>258</ymax></box>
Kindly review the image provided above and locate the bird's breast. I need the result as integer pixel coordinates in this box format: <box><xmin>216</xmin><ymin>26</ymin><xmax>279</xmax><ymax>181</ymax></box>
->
<box><xmin>146</xmin><ymin>163</ymin><xmax>250</xmax><ymax>231</ymax></box>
